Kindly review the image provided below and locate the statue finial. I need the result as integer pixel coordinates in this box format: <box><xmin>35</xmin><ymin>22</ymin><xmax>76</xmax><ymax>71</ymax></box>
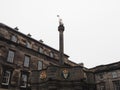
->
<box><xmin>57</xmin><ymin>15</ymin><xmax>63</xmax><ymax>25</ymax></box>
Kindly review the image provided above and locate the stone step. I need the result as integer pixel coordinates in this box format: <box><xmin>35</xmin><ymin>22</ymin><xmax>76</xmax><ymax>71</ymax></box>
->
<box><xmin>0</xmin><ymin>89</ymin><xmax>8</xmax><ymax>90</ymax></box>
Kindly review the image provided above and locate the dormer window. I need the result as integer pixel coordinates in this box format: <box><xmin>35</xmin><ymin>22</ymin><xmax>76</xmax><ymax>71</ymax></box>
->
<box><xmin>11</xmin><ymin>35</ymin><xmax>17</xmax><ymax>42</ymax></box>
<box><xmin>26</xmin><ymin>41</ymin><xmax>31</xmax><ymax>48</ymax></box>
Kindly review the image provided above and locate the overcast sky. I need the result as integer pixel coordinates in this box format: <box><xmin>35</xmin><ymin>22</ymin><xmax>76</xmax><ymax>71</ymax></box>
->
<box><xmin>0</xmin><ymin>0</ymin><xmax>120</xmax><ymax>68</ymax></box>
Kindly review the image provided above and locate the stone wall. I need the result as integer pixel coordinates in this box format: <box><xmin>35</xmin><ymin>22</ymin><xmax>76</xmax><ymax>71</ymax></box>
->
<box><xmin>31</xmin><ymin>66</ymin><xmax>96</xmax><ymax>90</ymax></box>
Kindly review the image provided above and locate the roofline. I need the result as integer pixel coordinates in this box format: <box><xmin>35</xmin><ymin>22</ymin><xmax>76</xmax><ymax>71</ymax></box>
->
<box><xmin>0</xmin><ymin>23</ymin><xmax>69</xmax><ymax>58</ymax></box>
<box><xmin>89</xmin><ymin>61</ymin><xmax>120</xmax><ymax>73</ymax></box>
<box><xmin>90</xmin><ymin>61</ymin><xmax>120</xmax><ymax>70</ymax></box>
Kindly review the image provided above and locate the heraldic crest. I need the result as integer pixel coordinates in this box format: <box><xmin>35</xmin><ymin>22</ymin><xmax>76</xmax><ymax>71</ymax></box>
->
<box><xmin>62</xmin><ymin>69</ymin><xmax>69</xmax><ymax>79</ymax></box>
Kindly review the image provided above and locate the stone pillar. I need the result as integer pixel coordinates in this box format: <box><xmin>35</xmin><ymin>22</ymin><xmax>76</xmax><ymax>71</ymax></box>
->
<box><xmin>58</xmin><ymin>24</ymin><xmax>65</xmax><ymax>65</ymax></box>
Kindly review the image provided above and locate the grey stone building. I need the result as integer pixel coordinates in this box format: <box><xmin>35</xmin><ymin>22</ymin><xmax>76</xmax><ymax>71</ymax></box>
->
<box><xmin>90</xmin><ymin>61</ymin><xmax>120</xmax><ymax>90</ymax></box>
<box><xmin>0</xmin><ymin>23</ymin><xmax>76</xmax><ymax>90</ymax></box>
<box><xmin>0</xmin><ymin>22</ymin><xmax>120</xmax><ymax>90</ymax></box>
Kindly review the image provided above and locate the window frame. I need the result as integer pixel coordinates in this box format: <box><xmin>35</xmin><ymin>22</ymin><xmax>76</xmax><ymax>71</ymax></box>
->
<box><xmin>2</xmin><ymin>70</ymin><xmax>11</xmax><ymax>85</ymax></box>
<box><xmin>26</xmin><ymin>41</ymin><xmax>31</xmax><ymax>48</ymax></box>
<box><xmin>38</xmin><ymin>61</ymin><xmax>43</xmax><ymax>70</ymax></box>
<box><xmin>98</xmin><ymin>73</ymin><xmax>104</xmax><ymax>79</ymax></box>
<box><xmin>99</xmin><ymin>82</ymin><xmax>105</xmax><ymax>90</ymax></box>
<box><xmin>20</xmin><ymin>73</ymin><xmax>28</xmax><ymax>88</ymax></box>
<box><xmin>11</xmin><ymin>35</ymin><xmax>17</xmax><ymax>42</ymax></box>
<box><xmin>112</xmin><ymin>72</ymin><xmax>118</xmax><ymax>78</ymax></box>
<box><xmin>100</xmin><ymin>85</ymin><xmax>105</xmax><ymax>90</ymax></box>
<box><xmin>49</xmin><ymin>52</ymin><xmax>54</xmax><ymax>58</ymax></box>
<box><xmin>113</xmin><ymin>80</ymin><xmax>120</xmax><ymax>90</ymax></box>
<box><xmin>23</xmin><ymin>55</ymin><xmax>30</xmax><ymax>68</ymax></box>
<box><xmin>38</xmin><ymin>47</ymin><xmax>43</xmax><ymax>53</ymax></box>
<box><xmin>7</xmin><ymin>50</ymin><xmax>15</xmax><ymax>63</ymax></box>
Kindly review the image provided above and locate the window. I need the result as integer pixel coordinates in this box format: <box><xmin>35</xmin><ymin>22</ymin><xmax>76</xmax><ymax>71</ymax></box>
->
<box><xmin>113</xmin><ymin>80</ymin><xmax>120</xmax><ymax>90</ymax></box>
<box><xmin>44</xmin><ymin>50</ymin><xmax>47</xmax><ymax>55</ymax></box>
<box><xmin>26</xmin><ymin>41</ymin><xmax>31</xmax><ymax>48</ymax></box>
<box><xmin>24</xmin><ymin>56</ymin><xmax>30</xmax><ymax>67</ymax></box>
<box><xmin>112</xmin><ymin>72</ymin><xmax>118</xmax><ymax>78</ymax></box>
<box><xmin>38</xmin><ymin>61</ymin><xmax>42</xmax><ymax>70</ymax></box>
<box><xmin>7</xmin><ymin>50</ymin><xmax>15</xmax><ymax>63</ymax></box>
<box><xmin>50</xmin><ymin>52</ymin><xmax>54</xmax><ymax>58</ymax></box>
<box><xmin>38</xmin><ymin>47</ymin><xmax>43</xmax><ymax>53</ymax></box>
<box><xmin>99</xmin><ymin>73</ymin><xmax>104</xmax><ymax>79</ymax></box>
<box><xmin>20</xmin><ymin>74</ymin><xmax>28</xmax><ymax>88</ymax></box>
<box><xmin>84</xmin><ymin>72</ymin><xmax>87</xmax><ymax>79</ymax></box>
<box><xmin>99</xmin><ymin>83</ymin><xmax>105</xmax><ymax>90</ymax></box>
<box><xmin>100</xmin><ymin>86</ymin><xmax>105</xmax><ymax>90</ymax></box>
<box><xmin>2</xmin><ymin>70</ymin><xmax>11</xmax><ymax>85</ymax></box>
<box><xmin>11</xmin><ymin>35</ymin><xmax>17</xmax><ymax>42</ymax></box>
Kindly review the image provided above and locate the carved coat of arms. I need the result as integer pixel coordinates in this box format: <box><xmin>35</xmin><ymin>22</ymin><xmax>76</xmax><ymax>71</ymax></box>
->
<box><xmin>40</xmin><ymin>71</ymin><xmax>47</xmax><ymax>80</ymax></box>
<box><xmin>62</xmin><ymin>69</ymin><xmax>69</xmax><ymax>79</ymax></box>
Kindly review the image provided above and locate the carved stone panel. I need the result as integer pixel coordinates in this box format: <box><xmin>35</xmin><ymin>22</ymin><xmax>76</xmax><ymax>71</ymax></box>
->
<box><xmin>11</xmin><ymin>69</ymin><xmax>20</xmax><ymax>86</ymax></box>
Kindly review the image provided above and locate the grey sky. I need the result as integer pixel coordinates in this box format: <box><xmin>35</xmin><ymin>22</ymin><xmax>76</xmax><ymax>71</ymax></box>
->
<box><xmin>0</xmin><ymin>0</ymin><xmax>120</xmax><ymax>68</ymax></box>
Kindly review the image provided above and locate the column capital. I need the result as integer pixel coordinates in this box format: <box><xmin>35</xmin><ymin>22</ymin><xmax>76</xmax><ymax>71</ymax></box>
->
<box><xmin>58</xmin><ymin>24</ymin><xmax>65</xmax><ymax>32</ymax></box>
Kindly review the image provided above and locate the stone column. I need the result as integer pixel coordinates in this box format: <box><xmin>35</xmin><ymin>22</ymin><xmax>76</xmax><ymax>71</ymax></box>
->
<box><xmin>58</xmin><ymin>24</ymin><xmax>65</xmax><ymax>65</ymax></box>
